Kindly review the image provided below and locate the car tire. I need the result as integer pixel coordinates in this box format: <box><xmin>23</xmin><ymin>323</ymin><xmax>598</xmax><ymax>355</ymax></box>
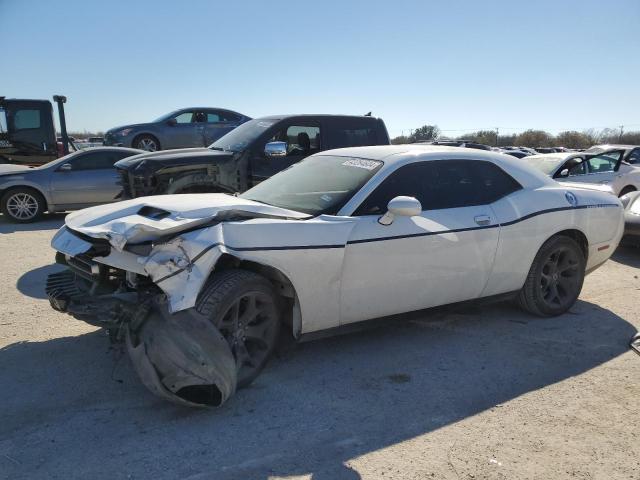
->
<box><xmin>196</xmin><ymin>269</ymin><xmax>281</xmax><ymax>388</ymax></box>
<box><xmin>518</xmin><ymin>235</ymin><xmax>585</xmax><ymax>317</ymax></box>
<box><xmin>1</xmin><ymin>188</ymin><xmax>46</xmax><ymax>223</ymax></box>
<box><xmin>133</xmin><ymin>134</ymin><xmax>161</xmax><ymax>152</ymax></box>
<box><xmin>618</xmin><ymin>186</ymin><xmax>636</xmax><ymax>197</ymax></box>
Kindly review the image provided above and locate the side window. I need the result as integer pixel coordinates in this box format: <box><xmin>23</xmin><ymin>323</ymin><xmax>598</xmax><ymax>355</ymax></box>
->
<box><xmin>354</xmin><ymin>163</ymin><xmax>430</xmax><ymax>215</ymax></box>
<box><xmin>354</xmin><ymin>160</ymin><xmax>521</xmax><ymax>215</ymax></box>
<box><xmin>174</xmin><ymin>112</ymin><xmax>195</xmax><ymax>124</ymax></box>
<box><xmin>626</xmin><ymin>149</ymin><xmax>640</xmax><ymax>165</ymax></box>
<box><xmin>0</xmin><ymin>108</ymin><xmax>7</xmax><ymax>133</ymax></box>
<box><xmin>268</xmin><ymin>125</ymin><xmax>321</xmax><ymax>157</ymax></box>
<box><xmin>586</xmin><ymin>153</ymin><xmax>619</xmax><ymax>173</ymax></box>
<box><xmin>567</xmin><ymin>161</ymin><xmax>587</xmax><ymax>176</ymax></box>
<box><xmin>14</xmin><ymin>109</ymin><xmax>41</xmax><ymax>130</ymax></box>
<box><xmin>70</xmin><ymin>151</ymin><xmax>122</xmax><ymax>170</ymax></box>
<box><xmin>208</xmin><ymin>111</ymin><xmax>241</xmax><ymax>123</ymax></box>
<box><xmin>334</xmin><ymin>127</ymin><xmax>377</xmax><ymax>148</ymax></box>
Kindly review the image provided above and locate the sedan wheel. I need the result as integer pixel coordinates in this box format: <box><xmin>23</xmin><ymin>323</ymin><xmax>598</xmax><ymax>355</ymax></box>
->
<box><xmin>134</xmin><ymin>135</ymin><xmax>160</xmax><ymax>152</ymax></box>
<box><xmin>1</xmin><ymin>189</ymin><xmax>45</xmax><ymax>223</ymax></box>
<box><xmin>518</xmin><ymin>235</ymin><xmax>585</xmax><ymax>316</ymax></box>
<box><xmin>196</xmin><ymin>269</ymin><xmax>281</xmax><ymax>387</ymax></box>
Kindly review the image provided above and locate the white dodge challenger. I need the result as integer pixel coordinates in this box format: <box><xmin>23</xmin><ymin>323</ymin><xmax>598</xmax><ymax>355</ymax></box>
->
<box><xmin>47</xmin><ymin>145</ymin><xmax>624</xmax><ymax>407</ymax></box>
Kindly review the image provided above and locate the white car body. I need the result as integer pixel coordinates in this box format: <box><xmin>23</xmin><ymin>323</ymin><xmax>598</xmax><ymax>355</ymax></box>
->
<box><xmin>51</xmin><ymin>146</ymin><xmax>624</xmax><ymax>337</ymax></box>
<box><xmin>522</xmin><ymin>149</ymin><xmax>640</xmax><ymax>196</ymax></box>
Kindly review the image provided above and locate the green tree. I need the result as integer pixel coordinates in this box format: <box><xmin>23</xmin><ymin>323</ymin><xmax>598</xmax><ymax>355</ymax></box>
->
<box><xmin>410</xmin><ymin>125</ymin><xmax>440</xmax><ymax>142</ymax></box>
<box><xmin>555</xmin><ymin>131</ymin><xmax>591</xmax><ymax>149</ymax></box>
<box><xmin>515</xmin><ymin>129</ymin><xmax>553</xmax><ymax>148</ymax></box>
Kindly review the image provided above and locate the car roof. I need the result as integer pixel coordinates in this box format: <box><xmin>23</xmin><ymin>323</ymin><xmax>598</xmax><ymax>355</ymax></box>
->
<box><xmin>316</xmin><ymin>144</ymin><xmax>553</xmax><ymax>189</ymax></box>
<box><xmin>587</xmin><ymin>144</ymin><xmax>638</xmax><ymax>152</ymax></box>
<box><xmin>256</xmin><ymin>114</ymin><xmax>381</xmax><ymax>122</ymax></box>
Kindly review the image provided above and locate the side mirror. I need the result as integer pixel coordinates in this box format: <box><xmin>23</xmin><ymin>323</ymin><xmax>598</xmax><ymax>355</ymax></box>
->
<box><xmin>264</xmin><ymin>141</ymin><xmax>287</xmax><ymax>158</ymax></box>
<box><xmin>378</xmin><ymin>196</ymin><xmax>422</xmax><ymax>225</ymax></box>
<box><xmin>166</xmin><ymin>118</ymin><xmax>177</xmax><ymax>126</ymax></box>
<box><xmin>559</xmin><ymin>168</ymin><xmax>569</xmax><ymax>177</ymax></box>
<box><xmin>59</xmin><ymin>163</ymin><xmax>72</xmax><ymax>172</ymax></box>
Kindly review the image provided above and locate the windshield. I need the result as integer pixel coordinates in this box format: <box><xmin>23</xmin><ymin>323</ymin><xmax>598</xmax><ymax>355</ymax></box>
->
<box><xmin>521</xmin><ymin>155</ymin><xmax>566</xmax><ymax>175</ymax></box>
<box><xmin>209</xmin><ymin>119</ymin><xmax>276</xmax><ymax>152</ymax></box>
<box><xmin>241</xmin><ymin>155</ymin><xmax>383</xmax><ymax>215</ymax></box>
<box><xmin>152</xmin><ymin>110</ymin><xmax>181</xmax><ymax>123</ymax></box>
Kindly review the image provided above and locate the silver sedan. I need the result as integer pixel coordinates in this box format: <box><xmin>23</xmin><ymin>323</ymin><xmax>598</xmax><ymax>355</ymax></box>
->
<box><xmin>0</xmin><ymin>147</ymin><xmax>142</xmax><ymax>223</ymax></box>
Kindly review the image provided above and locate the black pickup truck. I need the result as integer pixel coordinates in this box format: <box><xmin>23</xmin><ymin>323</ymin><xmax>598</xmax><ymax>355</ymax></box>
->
<box><xmin>115</xmin><ymin>114</ymin><xmax>390</xmax><ymax>197</ymax></box>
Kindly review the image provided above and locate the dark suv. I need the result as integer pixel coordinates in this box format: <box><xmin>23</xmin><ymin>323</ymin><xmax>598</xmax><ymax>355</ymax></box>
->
<box><xmin>115</xmin><ymin>114</ymin><xmax>390</xmax><ymax>198</ymax></box>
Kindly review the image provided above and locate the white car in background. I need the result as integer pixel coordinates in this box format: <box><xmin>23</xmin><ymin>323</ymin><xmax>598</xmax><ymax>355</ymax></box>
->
<box><xmin>46</xmin><ymin>145</ymin><xmax>624</xmax><ymax>407</ymax></box>
<box><xmin>521</xmin><ymin>147</ymin><xmax>640</xmax><ymax>197</ymax></box>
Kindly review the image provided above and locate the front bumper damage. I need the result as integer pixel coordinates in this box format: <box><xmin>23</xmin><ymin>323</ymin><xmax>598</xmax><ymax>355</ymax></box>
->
<box><xmin>46</xmin><ymin>245</ymin><xmax>237</xmax><ymax>407</ymax></box>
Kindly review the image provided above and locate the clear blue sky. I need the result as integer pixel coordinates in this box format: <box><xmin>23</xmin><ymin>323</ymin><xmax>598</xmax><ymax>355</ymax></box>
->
<box><xmin>3</xmin><ymin>0</ymin><xmax>639</xmax><ymax>138</ymax></box>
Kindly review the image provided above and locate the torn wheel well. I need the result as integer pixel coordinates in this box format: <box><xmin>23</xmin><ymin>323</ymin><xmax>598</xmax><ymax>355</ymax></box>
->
<box><xmin>213</xmin><ymin>254</ymin><xmax>300</xmax><ymax>337</ymax></box>
<box><xmin>555</xmin><ymin>229</ymin><xmax>588</xmax><ymax>260</ymax></box>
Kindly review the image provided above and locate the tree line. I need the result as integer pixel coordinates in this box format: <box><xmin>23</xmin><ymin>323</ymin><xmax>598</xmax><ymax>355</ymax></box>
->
<box><xmin>392</xmin><ymin>125</ymin><xmax>640</xmax><ymax>149</ymax></box>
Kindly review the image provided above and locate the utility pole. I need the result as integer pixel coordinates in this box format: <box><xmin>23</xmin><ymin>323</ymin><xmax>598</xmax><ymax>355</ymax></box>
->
<box><xmin>495</xmin><ymin>127</ymin><xmax>499</xmax><ymax>147</ymax></box>
<box><xmin>619</xmin><ymin>125</ymin><xmax>624</xmax><ymax>142</ymax></box>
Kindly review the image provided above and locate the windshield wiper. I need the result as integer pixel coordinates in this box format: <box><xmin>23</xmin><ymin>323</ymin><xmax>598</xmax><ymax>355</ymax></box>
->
<box><xmin>209</xmin><ymin>146</ymin><xmax>225</xmax><ymax>151</ymax></box>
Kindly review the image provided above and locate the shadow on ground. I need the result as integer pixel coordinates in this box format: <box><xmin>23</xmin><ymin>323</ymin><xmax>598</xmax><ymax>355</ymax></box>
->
<box><xmin>0</xmin><ymin>212</ymin><xmax>66</xmax><ymax>234</ymax></box>
<box><xmin>17</xmin><ymin>263</ymin><xmax>65</xmax><ymax>299</ymax></box>
<box><xmin>0</xmin><ymin>301</ymin><xmax>636</xmax><ymax>479</ymax></box>
<box><xmin>611</xmin><ymin>245</ymin><xmax>640</xmax><ymax>268</ymax></box>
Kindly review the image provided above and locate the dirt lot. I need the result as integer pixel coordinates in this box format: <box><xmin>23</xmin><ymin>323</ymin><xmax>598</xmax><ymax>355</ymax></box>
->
<box><xmin>0</xmin><ymin>215</ymin><xmax>639</xmax><ymax>480</ymax></box>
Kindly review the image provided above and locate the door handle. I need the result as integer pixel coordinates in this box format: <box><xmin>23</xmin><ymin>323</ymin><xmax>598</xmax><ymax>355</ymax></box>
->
<box><xmin>474</xmin><ymin>215</ymin><xmax>491</xmax><ymax>226</ymax></box>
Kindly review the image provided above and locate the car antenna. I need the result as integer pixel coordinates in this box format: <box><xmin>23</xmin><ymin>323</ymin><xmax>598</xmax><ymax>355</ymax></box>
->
<box><xmin>364</xmin><ymin>111</ymin><xmax>372</xmax><ymax>116</ymax></box>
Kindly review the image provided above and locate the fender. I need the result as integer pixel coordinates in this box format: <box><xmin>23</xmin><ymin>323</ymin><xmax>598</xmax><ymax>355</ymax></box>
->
<box><xmin>0</xmin><ymin>180</ymin><xmax>52</xmax><ymax>210</ymax></box>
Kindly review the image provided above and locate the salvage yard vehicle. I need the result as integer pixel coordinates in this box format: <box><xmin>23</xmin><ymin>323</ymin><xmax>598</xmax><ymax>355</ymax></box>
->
<box><xmin>46</xmin><ymin>145</ymin><xmax>623</xmax><ymax>407</ymax></box>
<box><xmin>620</xmin><ymin>191</ymin><xmax>640</xmax><ymax>244</ymax></box>
<box><xmin>0</xmin><ymin>95</ymin><xmax>74</xmax><ymax>165</ymax></box>
<box><xmin>103</xmin><ymin>108</ymin><xmax>251</xmax><ymax>152</ymax></box>
<box><xmin>521</xmin><ymin>149</ymin><xmax>640</xmax><ymax>196</ymax></box>
<box><xmin>114</xmin><ymin>114</ymin><xmax>390</xmax><ymax>198</ymax></box>
<box><xmin>0</xmin><ymin>147</ymin><xmax>142</xmax><ymax>222</ymax></box>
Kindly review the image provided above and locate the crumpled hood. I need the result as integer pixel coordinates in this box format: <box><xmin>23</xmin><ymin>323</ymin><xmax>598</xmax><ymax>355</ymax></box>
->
<box><xmin>64</xmin><ymin>193</ymin><xmax>310</xmax><ymax>250</ymax></box>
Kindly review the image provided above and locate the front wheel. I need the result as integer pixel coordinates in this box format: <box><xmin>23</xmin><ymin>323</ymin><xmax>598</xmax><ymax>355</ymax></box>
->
<box><xmin>133</xmin><ymin>134</ymin><xmax>160</xmax><ymax>152</ymax></box>
<box><xmin>518</xmin><ymin>236</ymin><xmax>586</xmax><ymax>317</ymax></box>
<box><xmin>1</xmin><ymin>188</ymin><xmax>46</xmax><ymax>223</ymax></box>
<box><xmin>196</xmin><ymin>269</ymin><xmax>281</xmax><ymax>388</ymax></box>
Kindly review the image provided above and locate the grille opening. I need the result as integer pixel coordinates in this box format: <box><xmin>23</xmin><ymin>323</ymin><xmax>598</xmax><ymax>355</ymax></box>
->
<box><xmin>175</xmin><ymin>384</ymin><xmax>223</xmax><ymax>407</ymax></box>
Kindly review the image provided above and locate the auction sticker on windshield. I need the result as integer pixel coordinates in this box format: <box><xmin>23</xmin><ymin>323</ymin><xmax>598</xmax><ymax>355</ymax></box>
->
<box><xmin>342</xmin><ymin>159</ymin><xmax>381</xmax><ymax>170</ymax></box>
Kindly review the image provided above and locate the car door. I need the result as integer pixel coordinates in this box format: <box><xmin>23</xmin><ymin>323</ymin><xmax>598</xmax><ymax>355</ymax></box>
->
<box><xmin>339</xmin><ymin>160</ymin><xmax>519</xmax><ymax>325</ymax></box>
<box><xmin>49</xmin><ymin>150</ymin><xmax>131</xmax><ymax>208</ymax></box>
<box><xmin>203</xmin><ymin>110</ymin><xmax>242</xmax><ymax>145</ymax></box>
<box><xmin>162</xmin><ymin>110</ymin><xmax>204</xmax><ymax>149</ymax></box>
<box><xmin>583</xmin><ymin>151</ymin><xmax>623</xmax><ymax>186</ymax></box>
<box><xmin>249</xmin><ymin>121</ymin><xmax>321</xmax><ymax>186</ymax></box>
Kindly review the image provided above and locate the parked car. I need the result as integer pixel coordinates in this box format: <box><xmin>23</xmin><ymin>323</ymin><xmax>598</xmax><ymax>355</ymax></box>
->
<box><xmin>115</xmin><ymin>114</ymin><xmax>390</xmax><ymax>198</ymax></box>
<box><xmin>0</xmin><ymin>147</ymin><xmax>142</xmax><ymax>222</ymax></box>
<box><xmin>423</xmin><ymin>140</ymin><xmax>493</xmax><ymax>151</ymax></box>
<box><xmin>501</xmin><ymin>149</ymin><xmax>530</xmax><ymax>159</ymax></box>
<box><xmin>47</xmin><ymin>145</ymin><xmax>623</xmax><ymax>407</ymax></box>
<box><xmin>620</xmin><ymin>191</ymin><xmax>640</xmax><ymax>244</ymax></box>
<box><xmin>584</xmin><ymin>144</ymin><xmax>640</xmax><ymax>165</ymax></box>
<box><xmin>103</xmin><ymin>108</ymin><xmax>251</xmax><ymax>152</ymax></box>
<box><xmin>521</xmin><ymin>148</ymin><xmax>640</xmax><ymax>196</ymax></box>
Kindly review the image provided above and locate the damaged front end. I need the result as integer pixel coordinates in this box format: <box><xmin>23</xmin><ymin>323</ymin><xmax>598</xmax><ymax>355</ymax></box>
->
<box><xmin>46</xmin><ymin>227</ymin><xmax>237</xmax><ymax>407</ymax></box>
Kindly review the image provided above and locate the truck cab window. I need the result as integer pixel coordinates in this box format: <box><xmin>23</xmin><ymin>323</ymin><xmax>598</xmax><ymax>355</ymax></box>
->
<box><xmin>269</xmin><ymin>125</ymin><xmax>321</xmax><ymax>157</ymax></box>
<box><xmin>0</xmin><ymin>109</ymin><xmax>7</xmax><ymax>133</ymax></box>
<box><xmin>14</xmin><ymin>109</ymin><xmax>41</xmax><ymax>130</ymax></box>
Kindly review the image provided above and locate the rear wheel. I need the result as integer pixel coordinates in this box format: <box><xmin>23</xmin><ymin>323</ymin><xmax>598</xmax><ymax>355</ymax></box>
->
<box><xmin>196</xmin><ymin>269</ymin><xmax>281</xmax><ymax>387</ymax></box>
<box><xmin>1</xmin><ymin>188</ymin><xmax>46</xmax><ymax>223</ymax></box>
<box><xmin>518</xmin><ymin>236</ymin><xmax>585</xmax><ymax>317</ymax></box>
<box><xmin>133</xmin><ymin>134</ymin><xmax>160</xmax><ymax>152</ymax></box>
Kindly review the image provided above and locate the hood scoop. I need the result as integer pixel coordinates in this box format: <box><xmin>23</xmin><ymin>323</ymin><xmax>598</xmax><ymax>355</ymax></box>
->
<box><xmin>137</xmin><ymin>205</ymin><xmax>172</xmax><ymax>220</ymax></box>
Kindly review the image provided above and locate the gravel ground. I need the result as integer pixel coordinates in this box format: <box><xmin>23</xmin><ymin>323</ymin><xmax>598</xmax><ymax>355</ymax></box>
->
<box><xmin>1</xmin><ymin>215</ymin><xmax>639</xmax><ymax>480</ymax></box>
